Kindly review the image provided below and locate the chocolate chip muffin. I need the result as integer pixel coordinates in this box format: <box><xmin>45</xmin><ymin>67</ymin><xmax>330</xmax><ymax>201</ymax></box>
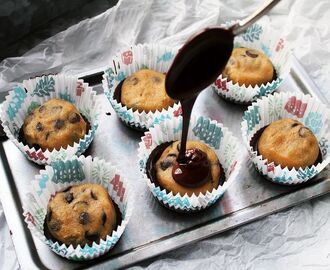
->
<box><xmin>46</xmin><ymin>184</ymin><xmax>117</xmax><ymax>247</ymax></box>
<box><xmin>23</xmin><ymin>99</ymin><xmax>86</xmax><ymax>151</ymax></box>
<box><xmin>258</xmin><ymin>118</ymin><xmax>319</xmax><ymax>169</ymax></box>
<box><xmin>121</xmin><ymin>69</ymin><xmax>176</xmax><ymax>112</ymax></box>
<box><xmin>154</xmin><ymin>140</ymin><xmax>221</xmax><ymax>196</ymax></box>
<box><xmin>222</xmin><ymin>47</ymin><xmax>274</xmax><ymax>87</ymax></box>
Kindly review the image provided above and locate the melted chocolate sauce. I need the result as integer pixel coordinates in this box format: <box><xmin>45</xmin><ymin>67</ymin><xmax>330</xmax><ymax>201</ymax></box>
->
<box><xmin>165</xmin><ymin>27</ymin><xmax>234</xmax><ymax>186</ymax></box>
<box><xmin>172</xmin><ymin>148</ymin><xmax>210</xmax><ymax>188</ymax></box>
<box><xmin>146</xmin><ymin>142</ymin><xmax>225</xmax><ymax>190</ymax></box>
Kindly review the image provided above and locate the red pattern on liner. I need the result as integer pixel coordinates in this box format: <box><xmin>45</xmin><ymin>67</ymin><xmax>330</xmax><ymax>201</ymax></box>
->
<box><xmin>284</xmin><ymin>96</ymin><xmax>307</xmax><ymax>118</ymax></box>
<box><xmin>143</xmin><ymin>133</ymin><xmax>152</xmax><ymax>149</ymax></box>
<box><xmin>25</xmin><ymin>150</ymin><xmax>48</xmax><ymax>161</ymax></box>
<box><xmin>110</xmin><ymin>174</ymin><xmax>125</xmax><ymax>202</ymax></box>
<box><xmin>122</xmin><ymin>51</ymin><xmax>133</xmax><ymax>65</ymax></box>
<box><xmin>25</xmin><ymin>212</ymin><xmax>36</xmax><ymax>226</ymax></box>
<box><xmin>215</xmin><ymin>79</ymin><xmax>228</xmax><ymax>92</ymax></box>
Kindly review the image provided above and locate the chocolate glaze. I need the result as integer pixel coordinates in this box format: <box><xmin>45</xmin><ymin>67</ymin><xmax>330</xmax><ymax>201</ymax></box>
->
<box><xmin>172</xmin><ymin>148</ymin><xmax>210</xmax><ymax>188</ymax></box>
<box><xmin>165</xmin><ymin>27</ymin><xmax>234</xmax><ymax>186</ymax></box>
<box><xmin>146</xmin><ymin>142</ymin><xmax>225</xmax><ymax>192</ymax></box>
<box><xmin>250</xmin><ymin>126</ymin><xmax>323</xmax><ymax>168</ymax></box>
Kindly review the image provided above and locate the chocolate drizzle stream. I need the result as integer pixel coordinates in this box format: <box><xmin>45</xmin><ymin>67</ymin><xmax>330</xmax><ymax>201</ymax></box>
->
<box><xmin>164</xmin><ymin>27</ymin><xmax>233</xmax><ymax>186</ymax></box>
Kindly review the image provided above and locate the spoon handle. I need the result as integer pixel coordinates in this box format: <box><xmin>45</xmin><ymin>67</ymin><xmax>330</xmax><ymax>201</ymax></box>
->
<box><xmin>231</xmin><ymin>0</ymin><xmax>281</xmax><ymax>36</ymax></box>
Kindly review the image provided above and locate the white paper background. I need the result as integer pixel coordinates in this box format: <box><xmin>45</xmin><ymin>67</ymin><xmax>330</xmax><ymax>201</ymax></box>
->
<box><xmin>1</xmin><ymin>0</ymin><xmax>330</xmax><ymax>269</ymax></box>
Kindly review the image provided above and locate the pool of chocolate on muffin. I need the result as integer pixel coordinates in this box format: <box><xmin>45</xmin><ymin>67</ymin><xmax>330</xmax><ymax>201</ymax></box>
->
<box><xmin>146</xmin><ymin>141</ymin><xmax>226</xmax><ymax>192</ymax></box>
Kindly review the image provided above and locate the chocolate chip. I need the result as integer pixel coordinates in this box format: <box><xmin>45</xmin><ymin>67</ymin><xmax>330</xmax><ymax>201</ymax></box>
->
<box><xmin>130</xmin><ymin>77</ymin><xmax>138</xmax><ymax>85</ymax></box>
<box><xmin>39</xmin><ymin>105</ymin><xmax>46</xmax><ymax>113</ymax></box>
<box><xmin>36</xmin><ymin>122</ymin><xmax>43</xmax><ymax>132</ymax></box>
<box><xmin>102</xmin><ymin>211</ymin><xmax>107</xmax><ymax>226</ymax></box>
<box><xmin>91</xmin><ymin>191</ymin><xmax>97</xmax><ymax>200</ymax></box>
<box><xmin>79</xmin><ymin>212</ymin><xmax>89</xmax><ymax>225</ymax></box>
<box><xmin>167</xmin><ymin>153</ymin><xmax>177</xmax><ymax>158</ymax></box>
<box><xmin>45</xmin><ymin>132</ymin><xmax>50</xmax><ymax>140</ymax></box>
<box><xmin>54</xmin><ymin>119</ymin><xmax>65</xmax><ymax>129</ymax></box>
<box><xmin>49</xmin><ymin>220</ymin><xmax>61</xmax><ymax>231</ymax></box>
<box><xmin>47</xmin><ymin>209</ymin><xmax>52</xmax><ymax>222</ymax></box>
<box><xmin>246</xmin><ymin>50</ymin><xmax>258</xmax><ymax>58</ymax></box>
<box><xmin>151</xmin><ymin>76</ymin><xmax>161</xmax><ymax>83</ymax></box>
<box><xmin>291</xmin><ymin>122</ymin><xmax>299</xmax><ymax>128</ymax></box>
<box><xmin>51</xmin><ymin>106</ymin><xmax>62</xmax><ymax>113</ymax></box>
<box><xmin>85</xmin><ymin>231</ymin><xmax>100</xmax><ymax>243</ymax></box>
<box><xmin>68</xmin><ymin>112</ymin><xmax>81</xmax><ymax>123</ymax></box>
<box><xmin>65</xmin><ymin>192</ymin><xmax>74</xmax><ymax>203</ymax></box>
<box><xmin>299</xmin><ymin>127</ymin><xmax>308</xmax><ymax>137</ymax></box>
<box><xmin>160</xmin><ymin>159</ymin><xmax>173</xmax><ymax>171</ymax></box>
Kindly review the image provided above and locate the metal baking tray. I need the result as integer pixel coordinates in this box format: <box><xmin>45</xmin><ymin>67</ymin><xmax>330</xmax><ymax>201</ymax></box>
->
<box><xmin>0</xmin><ymin>54</ymin><xmax>329</xmax><ymax>270</ymax></box>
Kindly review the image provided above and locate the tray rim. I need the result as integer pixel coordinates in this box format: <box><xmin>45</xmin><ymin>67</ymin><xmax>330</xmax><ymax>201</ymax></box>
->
<box><xmin>0</xmin><ymin>53</ymin><xmax>329</xmax><ymax>270</ymax></box>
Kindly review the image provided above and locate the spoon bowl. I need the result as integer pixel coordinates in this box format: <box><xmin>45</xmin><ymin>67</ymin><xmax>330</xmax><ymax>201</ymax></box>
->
<box><xmin>165</xmin><ymin>28</ymin><xmax>233</xmax><ymax>100</ymax></box>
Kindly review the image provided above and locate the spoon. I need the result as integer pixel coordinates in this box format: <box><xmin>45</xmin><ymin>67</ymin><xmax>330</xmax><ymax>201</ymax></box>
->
<box><xmin>165</xmin><ymin>0</ymin><xmax>281</xmax><ymax>164</ymax></box>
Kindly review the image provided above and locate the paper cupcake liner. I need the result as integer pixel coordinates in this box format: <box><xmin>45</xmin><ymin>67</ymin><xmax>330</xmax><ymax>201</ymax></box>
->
<box><xmin>0</xmin><ymin>74</ymin><xmax>100</xmax><ymax>164</ymax></box>
<box><xmin>138</xmin><ymin>115</ymin><xmax>242</xmax><ymax>212</ymax></box>
<box><xmin>102</xmin><ymin>43</ymin><xmax>182</xmax><ymax>131</ymax></box>
<box><xmin>241</xmin><ymin>92</ymin><xmax>330</xmax><ymax>185</ymax></box>
<box><xmin>22</xmin><ymin>155</ymin><xmax>132</xmax><ymax>260</ymax></box>
<box><xmin>212</xmin><ymin>17</ymin><xmax>291</xmax><ymax>104</ymax></box>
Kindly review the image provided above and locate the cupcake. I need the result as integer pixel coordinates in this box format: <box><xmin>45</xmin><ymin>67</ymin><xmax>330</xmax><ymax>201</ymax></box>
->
<box><xmin>23</xmin><ymin>99</ymin><xmax>87</xmax><ymax>151</ymax></box>
<box><xmin>138</xmin><ymin>115</ymin><xmax>241</xmax><ymax>212</ymax></box>
<box><xmin>258</xmin><ymin>118</ymin><xmax>320</xmax><ymax>170</ymax></box>
<box><xmin>45</xmin><ymin>183</ymin><xmax>118</xmax><ymax>248</ymax></box>
<box><xmin>0</xmin><ymin>74</ymin><xmax>99</xmax><ymax>164</ymax></box>
<box><xmin>103</xmin><ymin>44</ymin><xmax>181</xmax><ymax>131</ymax></box>
<box><xmin>23</xmin><ymin>156</ymin><xmax>132</xmax><ymax>260</ymax></box>
<box><xmin>241</xmin><ymin>92</ymin><xmax>330</xmax><ymax>185</ymax></box>
<box><xmin>212</xmin><ymin>18</ymin><xmax>290</xmax><ymax>104</ymax></box>
<box><xmin>120</xmin><ymin>69</ymin><xmax>176</xmax><ymax>113</ymax></box>
<box><xmin>222</xmin><ymin>47</ymin><xmax>275</xmax><ymax>87</ymax></box>
<box><xmin>149</xmin><ymin>140</ymin><xmax>223</xmax><ymax>197</ymax></box>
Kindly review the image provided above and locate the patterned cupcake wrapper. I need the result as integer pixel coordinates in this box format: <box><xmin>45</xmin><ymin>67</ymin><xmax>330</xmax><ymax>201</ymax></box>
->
<box><xmin>22</xmin><ymin>155</ymin><xmax>133</xmax><ymax>260</ymax></box>
<box><xmin>102</xmin><ymin>43</ymin><xmax>182</xmax><ymax>131</ymax></box>
<box><xmin>138</xmin><ymin>115</ymin><xmax>242</xmax><ymax>212</ymax></box>
<box><xmin>212</xmin><ymin>17</ymin><xmax>291</xmax><ymax>104</ymax></box>
<box><xmin>0</xmin><ymin>74</ymin><xmax>100</xmax><ymax>164</ymax></box>
<box><xmin>241</xmin><ymin>92</ymin><xmax>330</xmax><ymax>185</ymax></box>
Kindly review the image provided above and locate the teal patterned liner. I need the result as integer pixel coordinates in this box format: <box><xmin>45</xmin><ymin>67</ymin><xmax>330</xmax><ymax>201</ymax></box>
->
<box><xmin>138</xmin><ymin>115</ymin><xmax>242</xmax><ymax>212</ymax></box>
<box><xmin>241</xmin><ymin>92</ymin><xmax>330</xmax><ymax>185</ymax></box>
<box><xmin>22</xmin><ymin>155</ymin><xmax>132</xmax><ymax>260</ymax></box>
<box><xmin>102</xmin><ymin>43</ymin><xmax>182</xmax><ymax>130</ymax></box>
<box><xmin>0</xmin><ymin>74</ymin><xmax>99</xmax><ymax>165</ymax></box>
<box><xmin>212</xmin><ymin>17</ymin><xmax>291</xmax><ymax>104</ymax></box>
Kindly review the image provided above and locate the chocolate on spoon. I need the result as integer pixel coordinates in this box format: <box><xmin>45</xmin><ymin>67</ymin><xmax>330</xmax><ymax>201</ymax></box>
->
<box><xmin>165</xmin><ymin>0</ymin><xmax>281</xmax><ymax>184</ymax></box>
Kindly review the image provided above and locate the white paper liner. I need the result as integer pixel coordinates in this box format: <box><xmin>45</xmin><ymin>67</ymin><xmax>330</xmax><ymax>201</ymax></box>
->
<box><xmin>102</xmin><ymin>43</ymin><xmax>182</xmax><ymax>130</ymax></box>
<box><xmin>241</xmin><ymin>92</ymin><xmax>330</xmax><ymax>185</ymax></box>
<box><xmin>138</xmin><ymin>115</ymin><xmax>242</xmax><ymax>212</ymax></box>
<box><xmin>0</xmin><ymin>74</ymin><xmax>100</xmax><ymax>164</ymax></box>
<box><xmin>22</xmin><ymin>155</ymin><xmax>133</xmax><ymax>260</ymax></box>
<box><xmin>212</xmin><ymin>18</ymin><xmax>291</xmax><ymax>104</ymax></box>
